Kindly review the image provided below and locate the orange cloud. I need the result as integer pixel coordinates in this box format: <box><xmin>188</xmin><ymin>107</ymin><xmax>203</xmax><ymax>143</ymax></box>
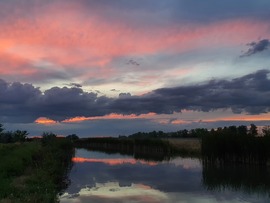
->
<box><xmin>62</xmin><ymin>113</ymin><xmax>157</xmax><ymax>123</ymax></box>
<box><xmin>35</xmin><ymin>117</ymin><xmax>57</xmax><ymax>125</ymax></box>
<box><xmin>171</xmin><ymin>120</ymin><xmax>191</xmax><ymax>125</ymax></box>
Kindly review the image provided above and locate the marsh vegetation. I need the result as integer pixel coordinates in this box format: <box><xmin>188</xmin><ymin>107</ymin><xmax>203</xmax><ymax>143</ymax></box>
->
<box><xmin>0</xmin><ymin>126</ymin><xmax>74</xmax><ymax>203</ymax></box>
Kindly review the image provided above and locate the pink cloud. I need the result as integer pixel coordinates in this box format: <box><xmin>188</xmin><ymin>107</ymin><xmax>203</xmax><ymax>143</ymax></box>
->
<box><xmin>0</xmin><ymin>2</ymin><xmax>269</xmax><ymax>82</ymax></box>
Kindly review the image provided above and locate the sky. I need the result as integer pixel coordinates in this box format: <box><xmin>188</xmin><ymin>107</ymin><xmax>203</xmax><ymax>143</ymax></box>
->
<box><xmin>1</xmin><ymin>0</ymin><xmax>270</xmax><ymax>137</ymax></box>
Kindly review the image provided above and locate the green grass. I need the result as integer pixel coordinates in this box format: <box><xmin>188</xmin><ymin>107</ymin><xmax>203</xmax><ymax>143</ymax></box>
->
<box><xmin>0</xmin><ymin>139</ymin><xmax>74</xmax><ymax>203</ymax></box>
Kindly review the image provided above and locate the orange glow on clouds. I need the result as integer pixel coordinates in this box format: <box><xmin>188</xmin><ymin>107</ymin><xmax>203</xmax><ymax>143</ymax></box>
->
<box><xmin>171</xmin><ymin>120</ymin><xmax>191</xmax><ymax>125</ymax></box>
<box><xmin>35</xmin><ymin>117</ymin><xmax>57</xmax><ymax>125</ymax></box>
<box><xmin>35</xmin><ymin>111</ymin><xmax>270</xmax><ymax>126</ymax></box>
<box><xmin>63</xmin><ymin>113</ymin><xmax>157</xmax><ymax>123</ymax></box>
<box><xmin>203</xmin><ymin>113</ymin><xmax>270</xmax><ymax>123</ymax></box>
<box><xmin>72</xmin><ymin>157</ymin><xmax>157</xmax><ymax>166</ymax></box>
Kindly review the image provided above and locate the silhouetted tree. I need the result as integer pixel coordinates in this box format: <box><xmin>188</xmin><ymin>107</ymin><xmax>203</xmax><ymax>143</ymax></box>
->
<box><xmin>190</xmin><ymin>128</ymin><xmax>209</xmax><ymax>138</ymax></box>
<box><xmin>249</xmin><ymin>124</ymin><xmax>258</xmax><ymax>136</ymax></box>
<box><xmin>262</xmin><ymin>126</ymin><xmax>270</xmax><ymax>137</ymax></box>
<box><xmin>13</xmin><ymin>130</ymin><xmax>28</xmax><ymax>142</ymax></box>
<box><xmin>41</xmin><ymin>132</ymin><xmax>57</xmax><ymax>145</ymax></box>
<box><xmin>237</xmin><ymin>125</ymin><xmax>248</xmax><ymax>136</ymax></box>
<box><xmin>0</xmin><ymin>123</ymin><xmax>4</xmax><ymax>134</ymax></box>
<box><xmin>66</xmin><ymin>134</ymin><xmax>79</xmax><ymax>141</ymax></box>
<box><xmin>228</xmin><ymin>126</ymin><xmax>237</xmax><ymax>135</ymax></box>
<box><xmin>0</xmin><ymin>131</ymin><xmax>13</xmax><ymax>143</ymax></box>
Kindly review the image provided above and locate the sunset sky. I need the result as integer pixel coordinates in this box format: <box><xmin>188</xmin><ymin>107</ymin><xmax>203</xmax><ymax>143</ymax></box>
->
<box><xmin>1</xmin><ymin>0</ymin><xmax>270</xmax><ymax>137</ymax></box>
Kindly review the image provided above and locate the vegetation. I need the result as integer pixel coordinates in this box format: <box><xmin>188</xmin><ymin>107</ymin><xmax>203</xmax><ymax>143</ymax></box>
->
<box><xmin>0</xmin><ymin>123</ymin><xmax>28</xmax><ymax>143</ymax></box>
<box><xmin>0</xmin><ymin>124</ymin><xmax>74</xmax><ymax>203</ymax></box>
<box><xmin>66</xmin><ymin>134</ymin><xmax>79</xmax><ymax>141</ymax></box>
<box><xmin>201</xmin><ymin>124</ymin><xmax>270</xmax><ymax>165</ymax></box>
<box><xmin>166</xmin><ymin>138</ymin><xmax>201</xmax><ymax>156</ymax></box>
<box><xmin>75</xmin><ymin>137</ymin><xmax>201</xmax><ymax>161</ymax></box>
<box><xmin>121</xmin><ymin>124</ymin><xmax>270</xmax><ymax>164</ymax></box>
<box><xmin>1</xmin><ymin>122</ymin><xmax>270</xmax><ymax>201</ymax></box>
<box><xmin>76</xmin><ymin>124</ymin><xmax>270</xmax><ymax>162</ymax></box>
<box><xmin>76</xmin><ymin>137</ymin><xmax>173</xmax><ymax>161</ymax></box>
<box><xmin>126</xmin><ymin>128</ymin><xmax>209</xmax><ymax>139</ymax></box>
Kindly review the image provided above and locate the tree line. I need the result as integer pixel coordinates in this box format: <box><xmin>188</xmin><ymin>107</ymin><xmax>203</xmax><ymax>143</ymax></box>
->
<box><xmin>0</xmin><ymin>123</ymin><xmax>79</xmax><ymax>144</ymax></box>
<box><xmin>125</xmin><ymin>124</ymin><xmax>270</xmax><ymax>139</ymax></box>
<box><xmin>0</xmin><ymin>124</ymin><xmax>28</xmax><ymax>143</ymax></box>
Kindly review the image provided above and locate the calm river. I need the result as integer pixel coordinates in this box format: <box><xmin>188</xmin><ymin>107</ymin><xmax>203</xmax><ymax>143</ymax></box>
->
<box><xmin>59</xmin><ymin>148</ymin><xmax>270</xmax><ymax>203</ymax></box>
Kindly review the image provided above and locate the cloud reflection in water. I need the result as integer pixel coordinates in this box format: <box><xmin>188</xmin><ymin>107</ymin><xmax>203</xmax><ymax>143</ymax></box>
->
<box><xmin>60</xmin><ymin>182</ymin><xmax>167</xmax><ymax>203</ymax></box>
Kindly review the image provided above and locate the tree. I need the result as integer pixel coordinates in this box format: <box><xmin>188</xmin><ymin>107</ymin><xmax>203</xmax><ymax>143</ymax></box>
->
<box><xmin>66</xmin><ymin>134</ymin><xmax>79</xmax><ymax>141</ymax></box>
<box><xmin>0</xmin><ymin>123</ymin><xmax>4</xmax><ymax>134</ymax></box>
<box><xmin>237</xmin><ymin>125</ymin><xmax>247</xmax><ymax>136</ymax></box>
<box><xmin>262</xmin><ymin>126</ymin><xmax>270</xmax><ymax>137</ymax></box>
<box><xmin>41</xmin><ymin>132</ymin><xmax>57</xmax><ymax>145</ymax></box>
<box><xmin>0</xmin><ymin>131</ymin><xmax>13</xmax><ymax>143</ymax></box>
<box><xmin>249</xmin><ymin>124</ymin><xmax>258</xmax><ymax>136</ymax></box>
<box><xmin>228</xmin><ymin>126</ymin><xmax>237</xmax><ymax>135</ymax></box>
<box><xmin>13</xmin><ymin>130</ymin><xmax>28</xmax><ymax>142</ymax></box>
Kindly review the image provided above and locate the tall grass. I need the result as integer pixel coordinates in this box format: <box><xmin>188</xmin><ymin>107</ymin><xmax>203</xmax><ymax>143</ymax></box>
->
<box><xmin>201</xmin><ymin>133</ymin><xmax>270</xmax><ymax>165</ymax></box>
<box><xmin>0</xmin><ymin>138</ymin><xmax>74</xmax><ymax>203</ymax></box>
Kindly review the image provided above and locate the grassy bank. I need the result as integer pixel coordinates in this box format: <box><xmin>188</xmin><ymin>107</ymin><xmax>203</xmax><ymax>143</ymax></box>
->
<box><xmin>0</xmin><ymin>138</ymin><xmax>74</xmax><ymax>203</ymax></box>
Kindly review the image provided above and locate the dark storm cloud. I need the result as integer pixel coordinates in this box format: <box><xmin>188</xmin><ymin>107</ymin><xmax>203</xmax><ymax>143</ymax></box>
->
<box><xmin>1</xmin><ymin>70</ymin><xmax>270</xmax><ymax>123</ymax></box>
<box><xmin>241</xmin><ymin>39</ymin><xmax>270</xmax><ymax>57</ymax></box>
<box><xmin>110</xmin><ymin>70</ymin><xmax>270</xmax><ymax>115</ymax></box>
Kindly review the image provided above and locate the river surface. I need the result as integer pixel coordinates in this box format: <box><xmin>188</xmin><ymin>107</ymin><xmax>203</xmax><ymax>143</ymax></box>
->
<box><xmin>59</xmin><ymin>148</ymin><xmax>270</xmax><ymax>203</ymax></box>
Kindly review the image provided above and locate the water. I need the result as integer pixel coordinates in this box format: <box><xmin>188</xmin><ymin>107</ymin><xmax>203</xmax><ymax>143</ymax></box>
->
<box><xmin>60</xmin><ymin>148</ymin><xmax>270</xmax><ymax>203</ymax></box>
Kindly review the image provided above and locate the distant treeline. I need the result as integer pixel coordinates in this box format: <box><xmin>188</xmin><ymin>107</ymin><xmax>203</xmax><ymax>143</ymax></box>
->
<box><xmin>123</xmin><ymin>128</ymin><xmax>208</xmax><ymax>139</ymax></box>
<box><xmin>0</xmin><ymin>123</ymin><xmax>79</xmax><ymax>144</ymax></box>
<box><xmin>123</xmin><ymin>124</ymin><xmax>270</xmax><ymax>139</ymax></box>
<box><xmin>118</xmin><ymin>124</ymin><xmax>270</xmax><ymax>165</ymax></box>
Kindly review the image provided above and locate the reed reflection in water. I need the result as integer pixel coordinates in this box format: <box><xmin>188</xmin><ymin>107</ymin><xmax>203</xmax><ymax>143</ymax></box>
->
<box><xmin>202</xmin><ymin>160</ymin><xmax>270</xmax><ymax>196</ymax></box>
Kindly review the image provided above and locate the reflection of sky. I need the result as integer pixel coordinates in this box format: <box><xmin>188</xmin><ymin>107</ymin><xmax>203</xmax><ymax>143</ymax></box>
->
<box><xmin>61</xmin><ymin>182</ymin><xmax>168</xmax><ymax>203</ymax></box>
<box><xmin>60</xmin><ymin>149</ymin><xmax>270</xmax><ymax>203</ymax></box>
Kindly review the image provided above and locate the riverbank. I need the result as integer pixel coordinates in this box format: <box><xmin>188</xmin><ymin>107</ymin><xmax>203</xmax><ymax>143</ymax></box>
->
<box><xmin>0</xmin><ymin>138</ymin><xmax>73</xmax><ymax>203</ymax></box>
